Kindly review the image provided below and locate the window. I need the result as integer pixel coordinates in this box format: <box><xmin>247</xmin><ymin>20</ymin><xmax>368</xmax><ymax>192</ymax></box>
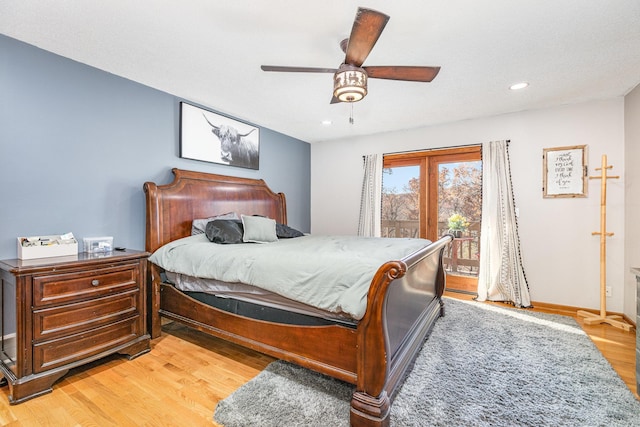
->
<box><xmin>382</xmin><ymin>146</ymin><xmax>482</xmax><ymax>292</ymax></box>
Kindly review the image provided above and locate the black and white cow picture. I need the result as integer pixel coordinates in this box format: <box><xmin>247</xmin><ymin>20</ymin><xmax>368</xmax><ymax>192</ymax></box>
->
<box><xmin>202</xmin><ymin>114</ymin><xmax>259</xmax><ymax>170</ymax></box>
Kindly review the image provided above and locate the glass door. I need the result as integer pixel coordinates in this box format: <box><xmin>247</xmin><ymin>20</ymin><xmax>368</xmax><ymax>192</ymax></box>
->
<box><xmin>429</xmin><ymin>154</ymin><xmax>482</xmax><ymax>293</ymax></box>
<box><xmin>381</xmin><ymin>164</ymin><xmax>421</xmax><ymax>238</ymax></box>
<box><xmin>383</xmin><ymin>146</ymin><xmax>482</xmax><ymax>294</ymax></box>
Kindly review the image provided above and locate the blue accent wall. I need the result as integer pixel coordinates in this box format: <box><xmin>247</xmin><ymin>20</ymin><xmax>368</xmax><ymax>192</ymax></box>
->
<box><xmin>0</xmin><ymin>35</ymin><xmax>310</xmax><ymax>260</ymax></box>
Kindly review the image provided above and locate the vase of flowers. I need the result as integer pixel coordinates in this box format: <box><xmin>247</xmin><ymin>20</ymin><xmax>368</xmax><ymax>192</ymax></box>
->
<box><xmin>447</xmin><ymin>213</ymin><xmax>469</xmax><ymax>238</ymax></box>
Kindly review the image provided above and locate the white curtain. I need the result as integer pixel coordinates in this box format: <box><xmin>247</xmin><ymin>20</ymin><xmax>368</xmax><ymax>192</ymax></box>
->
<box><xmin>358</xmin><ymin>154</ymin><xmax>383</xmax><ymax>237</ymax></box>
<box><xmin>477</xmin><ymin>140</ymin><xmax>531</xmax><ymax>307</ymax></box>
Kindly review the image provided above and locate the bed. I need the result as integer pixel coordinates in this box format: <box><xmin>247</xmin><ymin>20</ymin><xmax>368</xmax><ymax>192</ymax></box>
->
<box><xmin>144</xmin><ymin>168</ymin><xmax>452</xmax><ymax>427</ymax></box>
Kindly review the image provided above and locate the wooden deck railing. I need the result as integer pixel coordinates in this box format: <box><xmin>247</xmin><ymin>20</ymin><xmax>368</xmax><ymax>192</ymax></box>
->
<box><xmin>380</xmin><ymin>220</ymin><xmax>420</xmax><ymax>238</ymax></box>
<box><xmin>381</xmin><ymin>220</ymin><xmax>480</xmax><ymax>276</ymax></box>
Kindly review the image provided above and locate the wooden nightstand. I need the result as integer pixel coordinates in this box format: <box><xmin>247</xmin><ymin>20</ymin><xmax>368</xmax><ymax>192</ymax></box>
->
<box><xmin>0</xmin><ymin>249</ymin><xmax>151</xmax><ymax>404</ymax></box>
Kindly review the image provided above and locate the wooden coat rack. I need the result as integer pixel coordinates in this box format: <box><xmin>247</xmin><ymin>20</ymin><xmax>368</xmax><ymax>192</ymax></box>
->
<box><xmin>577</xmin><ymin>155</ymin><xmax>631</xmax><ymax>331</ymax></box>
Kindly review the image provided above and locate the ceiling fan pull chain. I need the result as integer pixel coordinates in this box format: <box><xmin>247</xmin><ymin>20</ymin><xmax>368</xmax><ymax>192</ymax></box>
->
<box><xmin>350</xmin><ymin>103</ymin><xmax>355</xmax><ymax>125</ymax></box>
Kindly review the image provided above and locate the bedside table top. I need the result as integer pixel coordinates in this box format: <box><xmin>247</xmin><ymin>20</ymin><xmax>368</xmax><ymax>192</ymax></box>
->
<box><xmin>0</xmin><ymin>249</ymin><xmax>150</xmax><ymax>275</ymax></box>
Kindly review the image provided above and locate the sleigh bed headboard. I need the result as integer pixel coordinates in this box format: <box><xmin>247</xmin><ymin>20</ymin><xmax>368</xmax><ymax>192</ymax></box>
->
<box><xmin>143</xmin><ymin>168</ymin><xmax>287</xmax><ymax>253</ymax></box>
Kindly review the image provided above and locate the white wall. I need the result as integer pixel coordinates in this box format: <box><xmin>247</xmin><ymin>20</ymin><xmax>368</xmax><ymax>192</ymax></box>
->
<box><xmin>311</xmin><ymin>99</ymin><xmax>627</xmax><ymax>313</ymax></box>
<box><xmin>624</xmin><ymin>84</ymin><xmax>640</xmax><ymax>320</ymax></box>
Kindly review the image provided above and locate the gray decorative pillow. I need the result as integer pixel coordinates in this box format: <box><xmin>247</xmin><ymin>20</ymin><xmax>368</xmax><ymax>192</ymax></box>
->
<box><xmin>205</xmin><ymin>219</ymin><xmax>244</xmax><ymax>244</ymax></box>
<box><xmin>241</xmin><ymin>215</ymin><xmax>278</xmax><ymax>243</ymax></box>
<box><xmin>276</xmin><ymin>223</ymin><xmax>305</xmax><ymax>238</ymax></box>
<box><xmin>192</xmin><ymin>212</ymin><xmax>240</xmax><ymax>235</ymax></box>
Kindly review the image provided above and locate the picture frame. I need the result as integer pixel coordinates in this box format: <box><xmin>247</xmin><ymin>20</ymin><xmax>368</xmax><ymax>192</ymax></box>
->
<box><xmin>180</xmin><ymin>102</ymin><xmax>260</xmax><ymax>170</ymax></box>
<box><xmin>542</xmin><ymin>145</ymin><xmax>588</xmax><ymax>198</ymax></box>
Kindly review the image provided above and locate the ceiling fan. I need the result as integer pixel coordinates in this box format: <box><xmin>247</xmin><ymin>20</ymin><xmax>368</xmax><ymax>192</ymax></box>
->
<box><xmin>261</xmin><ymin>7</ymin><xmax>441</xmax><ymax>104</ymax></box>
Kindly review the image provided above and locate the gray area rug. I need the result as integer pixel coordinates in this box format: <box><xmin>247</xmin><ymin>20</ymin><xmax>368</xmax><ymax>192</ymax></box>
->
<box><xmin>214</xmin><ymin>298</ymin><xmax>640</xmax><ymax>426</ymax></box>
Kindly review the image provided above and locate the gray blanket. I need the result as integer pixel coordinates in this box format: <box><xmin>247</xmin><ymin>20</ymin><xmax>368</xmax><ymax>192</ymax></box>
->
<box><xmin>149</xmin><ymin>234</ymin><xmax>431</xmax><ymax>320</ymax></box>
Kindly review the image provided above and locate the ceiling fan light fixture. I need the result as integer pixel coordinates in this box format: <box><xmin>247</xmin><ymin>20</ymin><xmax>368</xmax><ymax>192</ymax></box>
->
<box><xmin>333</xmin><ymin>66</ymin><xmax>368</xmax><ymax>102</ymax></box>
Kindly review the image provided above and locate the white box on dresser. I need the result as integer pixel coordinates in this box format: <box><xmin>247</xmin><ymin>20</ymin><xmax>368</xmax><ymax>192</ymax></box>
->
<box><xmin>17</xmin><ymin>235</ymin><xmax>78</xmax><ymax>260</ymax></box>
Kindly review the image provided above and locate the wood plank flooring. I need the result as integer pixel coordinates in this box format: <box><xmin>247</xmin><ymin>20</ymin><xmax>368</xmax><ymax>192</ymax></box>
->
<box><xmin>0</xmin><ymin>294</ymin><xmax>636</xmax><ymax>426</ymax></box>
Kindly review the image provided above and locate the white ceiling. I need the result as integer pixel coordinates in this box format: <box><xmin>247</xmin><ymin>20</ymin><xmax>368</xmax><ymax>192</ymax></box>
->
<box><xmin>2</xmin><ymin>1</ymin><xmax>640</xmax><ymax>143</ymax></box>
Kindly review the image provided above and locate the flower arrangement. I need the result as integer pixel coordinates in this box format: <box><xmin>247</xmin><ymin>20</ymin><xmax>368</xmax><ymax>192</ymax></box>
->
<box><xmin>447</xmin><ymin>213</ymin><xmax>470</xmax><ymax>232</ymax></box>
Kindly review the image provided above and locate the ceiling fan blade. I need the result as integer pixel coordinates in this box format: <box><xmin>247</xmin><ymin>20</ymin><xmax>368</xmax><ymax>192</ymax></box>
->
<box><xmin>364</xmin><ymin>66</ymin><xmax>441</xmax><ymax>82</ymax></box>
<box><xmin>344</xmin><ymin>8</ymin><xmax>390</xmax><ymax>67</ymax></box>
<box><xmin>261</xmin><ymin>65</ymin><xmax>338</xmax><ymax>73</ymax></box>
<box><xmin>330</xmin><ymin>95</ymin><xmax>341</xmax><ymax>104</ymax></box>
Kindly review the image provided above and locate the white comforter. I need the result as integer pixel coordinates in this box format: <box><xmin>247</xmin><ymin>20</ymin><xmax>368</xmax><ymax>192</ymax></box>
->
<box><xmin>149</xmin><ymin>234</ymin><xmax>431</xmax><ymax>320</ymax></box>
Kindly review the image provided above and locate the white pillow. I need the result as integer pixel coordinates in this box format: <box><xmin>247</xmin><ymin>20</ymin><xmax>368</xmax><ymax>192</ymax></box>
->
<box><xmin>241</xmin><ymin>215</ymin><xmax>278</xmax><ymax>243</ymax></box>
<box><xmin>191</xmin><ymin>212</ymin><xmax>239</xmax><ymax>235</ymax></box>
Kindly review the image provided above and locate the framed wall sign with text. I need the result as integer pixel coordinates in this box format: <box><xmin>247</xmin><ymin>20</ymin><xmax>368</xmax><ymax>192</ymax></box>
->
<box><xmin>542</xmin><ymin>145</ymin><xmax>588</xmax><ymax>198</ymax></box>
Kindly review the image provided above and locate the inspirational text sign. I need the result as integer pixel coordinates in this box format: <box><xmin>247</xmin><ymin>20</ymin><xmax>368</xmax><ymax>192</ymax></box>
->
<box><xmin>543</xmin><ymin>146</ymin><xmax>587</xmax><ymax>198</ymax></box>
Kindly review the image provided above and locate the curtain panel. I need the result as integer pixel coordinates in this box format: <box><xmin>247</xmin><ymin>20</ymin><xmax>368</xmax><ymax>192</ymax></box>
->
<box><xmin>477</xmin><ymin>140</ymin><xmax>531</xmax><ymax>307</ymax></box>
<box><xmin>358</xmin><ymin>154</ymin><xmax>383</xmax><ymax>237</ymax></box>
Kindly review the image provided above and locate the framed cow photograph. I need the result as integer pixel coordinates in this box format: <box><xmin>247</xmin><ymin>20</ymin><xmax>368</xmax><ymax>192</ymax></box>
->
<box><xmin>180</xmin><ymin>102</ymin><xmax>260</xmax><ymax>170</ymax></box>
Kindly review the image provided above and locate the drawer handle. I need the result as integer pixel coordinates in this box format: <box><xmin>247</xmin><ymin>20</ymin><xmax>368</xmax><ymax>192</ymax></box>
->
<box><xmin>91</xmin><ymin>279</ymin><xmax>100</xmax><ymax>286</ymax></box>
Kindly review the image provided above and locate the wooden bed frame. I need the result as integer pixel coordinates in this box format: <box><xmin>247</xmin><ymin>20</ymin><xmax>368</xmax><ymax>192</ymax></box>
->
<box><xmin>144</xmin><ymin>168</ymin><xmax>452</xmax><ymax>427</ymax></box>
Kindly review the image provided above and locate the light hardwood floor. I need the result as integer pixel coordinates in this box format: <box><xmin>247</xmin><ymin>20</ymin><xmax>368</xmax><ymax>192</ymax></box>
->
<box><xmin>0</xmin><ymin>294</ymin><xmax>636</xmax><ymax>426</ymax></box>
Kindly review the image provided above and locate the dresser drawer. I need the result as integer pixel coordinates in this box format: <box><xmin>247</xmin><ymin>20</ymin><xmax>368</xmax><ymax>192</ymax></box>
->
<box><xmin>33</xmin><ymin>317</ymin><xmax>141</xmax><ymax>373</ymax></box>
<box><xmin>33</xmin><ymin>289</ymin><xmax>140</xmax><ymax>341</ymax></box>
<box><xmin>33</xmin><ymin>263</ymin><xmax>139</xmax><ymax>307</ymax></box>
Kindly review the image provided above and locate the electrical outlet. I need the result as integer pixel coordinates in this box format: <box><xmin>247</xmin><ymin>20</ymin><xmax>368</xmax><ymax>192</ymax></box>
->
<box><xmin>605</xmin><ymin>286</ymin><xmax>612</xmax><ymax>297</ymax></box>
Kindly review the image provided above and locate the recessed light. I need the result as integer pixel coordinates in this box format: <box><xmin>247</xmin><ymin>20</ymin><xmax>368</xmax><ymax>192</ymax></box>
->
<box><xmin>509</xmin><ymin>82</ymin><xmax>529</xmax><ymax>91</ymax></box>
<box><xmin>321</xmin><ymin>120</ymin><xmax>332</xmax><ymax>126</ymax></box>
